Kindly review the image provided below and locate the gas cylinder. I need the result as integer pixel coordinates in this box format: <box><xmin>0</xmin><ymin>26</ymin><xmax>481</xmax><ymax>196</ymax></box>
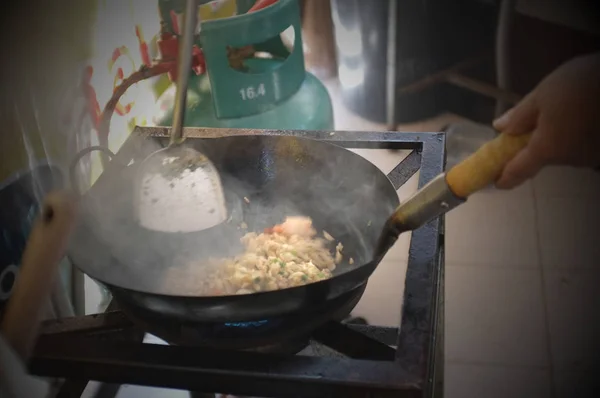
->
<box><xmin>153</xmin><ymin>0</ymin><xmax>334</xmax><ymax>131</ymax></box>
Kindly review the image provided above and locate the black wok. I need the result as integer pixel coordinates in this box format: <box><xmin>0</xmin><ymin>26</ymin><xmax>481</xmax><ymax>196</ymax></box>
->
<box><xmin>68</xmin><ymin>135</ymin><xmax>400</xmax><ymax>323</ymax></box>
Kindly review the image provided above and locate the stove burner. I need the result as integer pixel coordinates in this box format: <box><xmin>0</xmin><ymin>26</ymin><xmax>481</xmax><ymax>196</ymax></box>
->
<box><xmin>117</xmin><ymin>284</ymin><xmax>366</xmax><ymax>353</ymax></box>
<box><xmin>218</xmin><ymin>319</ymin><xmax>276</xmax><ymax>334</ymax></box>
<box><xmin>223</xmin><ymin>320</ymin><xmax>269</xmax><ymax>328</ymax></box>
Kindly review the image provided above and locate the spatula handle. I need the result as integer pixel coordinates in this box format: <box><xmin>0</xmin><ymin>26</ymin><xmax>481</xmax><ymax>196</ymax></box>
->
<box><xmin>446</xmin><ymin>132</ymin><xmax>532</xmax><ymax>198</ymax></box>
<box><xmin>0</xmin><ymin>192</ymin><xmax>77</xmax><ymax>360</ymax></box>
<box><xmin>170</xmin><ymin>0</ymin><xmax>199</xmax><ymax>146</ymax></box>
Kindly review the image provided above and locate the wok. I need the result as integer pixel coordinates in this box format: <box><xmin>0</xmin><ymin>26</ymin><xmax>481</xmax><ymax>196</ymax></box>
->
<box><xmin>68</xmin><ymin>132</ymin><xmax>531</xmax><ymax>323</ymax></box>
<box><xmin>69</xmin><ymin>135</ymin><xmax>399</xmax><ymax>323</ymax></box>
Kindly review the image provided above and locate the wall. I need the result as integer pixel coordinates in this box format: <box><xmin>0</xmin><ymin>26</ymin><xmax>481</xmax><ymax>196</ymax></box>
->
<box><xmin>516</xmin><ymin>0</ymin><xmax>600</xmax><ymax>35</ymax></box>
<box><xmin>510</xmin><ymin>2</ymin><xmax>600</xmax><ymax>95</ymax></box>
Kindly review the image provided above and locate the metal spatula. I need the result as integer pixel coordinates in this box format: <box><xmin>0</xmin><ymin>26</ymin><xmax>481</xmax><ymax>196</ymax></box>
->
<box><xmin>137</xmin><ymin>0</ymin><xmax>227</xmax><ymax>233</ymax></box>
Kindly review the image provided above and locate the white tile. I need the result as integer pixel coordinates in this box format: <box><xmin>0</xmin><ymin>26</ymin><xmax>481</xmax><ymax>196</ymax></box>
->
<box><xmin>396</xmin><ymin>171</ymin><xmax>420</xmax><ymax>203</ymax></box>
<box><xmin>544</xmin><ymin>269</ymin><xmax>600</xmax><ymax>371</ymax></box>
<box><xmin>501</xmin><ymin>180</ymin><xmax>535</xmax><ymax>197</ymax></box>
<box><xmin>537</xmin><ymin>198</ymin><xmax>600</xmax><ymax>269</ymax></box>
<box><xmin>445</xmin><ymin>266</ymin><xmax>549</xmax><ymax>366</ymax></box>
<box><xmin>84</xmin><ymin>275</ymin><xmax>104</xmax><ymax>315</ymax></box>
<box><xmin>381</xmin><ymin>231</ymin><xmax>411</xmax><ymax>262</ymax></box>
<box><xmin>554</xmin><ymin>369</ymin><xmax>600</xmax><ymax>398</ymax></box>
<box><xmin>384</xmin><ymin>168</ymin><xmax>421</xmax><ymax>263</ymax></box>
<box><xmin>144</xmin><ymin>334</ymin><xmax>169</xmax><ymax>345</ymax></box>
<box><xmin>357</xmin><ymin>172</ymin><xmax>417</xmax><ymax>325</ymax></box>
<box><xmin>81</xmin><ymin>381</ymin><xmax>101</xmax><ymax>398</ymax></box>
<box><xmin>534</xmin><ymin>166</ymin><xmax>600</xmax><ymax>198</ymax></box>
<box><xmin>347</xmin><ymin>148</ymin><xmax>411</xmax><ymax>175</ymax></box>
<box><xmin>84</xmin><ymin>383</ymin><xmax>189</xmax><ymax>398</ymax></box>
<box><xmin>445</xmin><ymin>363</ymin><xmax>552</xmax><ymax>398</ymax></box>
<box><xmin>116</xmin><ymin>385</ymin><xmax>189</xmax><ymax>398</ymax></box>
<box><xmin>445</xmin><ymin>188</ymin><xmax>539</xmax><ymax>268</ymax></box>
<box><xmin>352</xmin><ymin>258</ymin><xmax>407</xmax><ymax>327</ymax></box>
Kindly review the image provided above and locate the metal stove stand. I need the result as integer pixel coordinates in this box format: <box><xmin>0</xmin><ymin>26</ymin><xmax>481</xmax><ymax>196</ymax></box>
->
<box><xmin>29</xmin><ymin>128</ymin><xmax>446</xmax><ymax>398</ymax></box>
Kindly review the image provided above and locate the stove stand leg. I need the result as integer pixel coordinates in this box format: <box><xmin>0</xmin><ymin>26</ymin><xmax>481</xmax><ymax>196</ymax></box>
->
<box><xmin>385</xmin><ymin>0</ymin><xmax>398</xmax><ymax>131</ymax></box>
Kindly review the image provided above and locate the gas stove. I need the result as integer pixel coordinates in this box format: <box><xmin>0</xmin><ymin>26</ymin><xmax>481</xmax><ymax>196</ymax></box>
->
<box><xmin>117</xmin><ymin>283</ymin><xmax>367</xmax><ymax>353</ymax></box>
<box><xmin>29</xmin><ymin>128</ymin><xmax>446</xmax><ymax>398</ymax></box>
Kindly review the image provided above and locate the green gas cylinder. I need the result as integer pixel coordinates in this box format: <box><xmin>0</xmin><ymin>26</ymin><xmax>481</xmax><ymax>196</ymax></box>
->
<box><xmin>153</xmin><ymin>0</ymin><xmax>334</xmax><ymax>131</ymax></box>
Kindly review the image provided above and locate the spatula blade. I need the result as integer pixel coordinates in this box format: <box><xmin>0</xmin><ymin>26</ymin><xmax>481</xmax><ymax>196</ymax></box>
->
<box><xmin>137</xmin><ymin>147</ymin><xmax>227</xmax><ymax>233</ymax></box>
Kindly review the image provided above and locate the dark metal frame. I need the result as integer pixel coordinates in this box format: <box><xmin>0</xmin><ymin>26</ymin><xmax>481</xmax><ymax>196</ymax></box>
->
<box><xmin>29</xmin><ymin>128</ymin><xmax>446</xmax><ymax>398</ymax></box>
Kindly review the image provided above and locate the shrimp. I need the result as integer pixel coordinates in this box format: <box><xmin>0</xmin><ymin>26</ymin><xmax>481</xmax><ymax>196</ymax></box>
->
<box><xmin>265</xmin><ymin>216</ymin><xmax>316</xmax><ymax>237</ymax></box>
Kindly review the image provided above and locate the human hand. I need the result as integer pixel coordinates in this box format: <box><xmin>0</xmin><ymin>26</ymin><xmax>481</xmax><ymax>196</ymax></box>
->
<box><xmin>493</xmin><ymin>52</ymin><xmax>600</xmax><ymax>189</ymax></box>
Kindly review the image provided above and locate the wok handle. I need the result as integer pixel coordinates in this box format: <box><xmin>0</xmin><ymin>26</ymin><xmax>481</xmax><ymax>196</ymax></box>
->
<box><xmin>446</xmin><ymin>132</ymin><xmax>532</xmax><ymax>198</ymax></box>
<box><xmin>0</xmin><ymin>192</ymin><xmax>77</xmax><ymax>360</ymax></box>
<box><xmin>376</xmin><ymin>132</ymin><xmax>531</xmax><ymax>256</ymax></box>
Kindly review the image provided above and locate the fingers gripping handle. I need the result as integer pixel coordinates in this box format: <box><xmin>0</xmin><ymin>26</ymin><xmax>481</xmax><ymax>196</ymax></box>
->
<box><xmin>376</xmin><ymin>132</ymin><xmax>532</xmax><ymax>258</ymax></box>
<box><xmin>446</xmin><ymin>132</ymin><xmax>532</xmax><ymax>198</ymax></box>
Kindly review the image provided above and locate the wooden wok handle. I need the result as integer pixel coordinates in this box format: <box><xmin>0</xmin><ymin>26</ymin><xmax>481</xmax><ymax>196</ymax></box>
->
<box><xmin>446</xmin><ymin>132</ymin><xmax>532</xmax><ymax>198</ymax></box>
<box><xmin>0</xmin><ymin>191</ymin><xmax>77</xmax><ymax>360</ymax></box>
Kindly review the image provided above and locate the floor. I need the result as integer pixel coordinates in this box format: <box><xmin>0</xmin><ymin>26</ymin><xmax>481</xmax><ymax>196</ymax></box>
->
<box><xmin>81</xmin><ymin>80</ymin><xmax>600</xmax><ymax>398</ymax></box>
<box><xmin>443</xmin><ymin>167</ymin><xmax>600</xmax><ymax>398</ymax></box>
